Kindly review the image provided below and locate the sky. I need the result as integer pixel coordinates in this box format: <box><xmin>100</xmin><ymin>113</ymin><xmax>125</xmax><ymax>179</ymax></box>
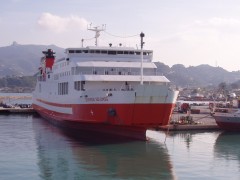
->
<box><xmin>1</xmin><ymin>0</ymin><xmax>240</xmax><ymax>72</ymax></box>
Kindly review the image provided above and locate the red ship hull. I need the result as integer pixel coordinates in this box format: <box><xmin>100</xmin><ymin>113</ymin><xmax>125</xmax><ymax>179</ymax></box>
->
<box><xmin>33</xmin><ymin>101</ymin><xmax>175</xmax><ymax>140</ymax></box>
<box><xmin>215</xmin><ymin>121</ymin><xmax>240</xmax><ymax>131</ymax></box>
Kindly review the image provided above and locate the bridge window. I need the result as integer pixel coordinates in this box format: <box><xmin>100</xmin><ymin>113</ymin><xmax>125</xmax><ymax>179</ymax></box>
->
<box><xmin>117</xmin><ymin>51</ymin><xmax>123</xmax><ymax>54</ymax></box>
<box><xmin>108</xmin><ymin>51</ymin><xmax>117</xmax><ymax>55</ymax></box>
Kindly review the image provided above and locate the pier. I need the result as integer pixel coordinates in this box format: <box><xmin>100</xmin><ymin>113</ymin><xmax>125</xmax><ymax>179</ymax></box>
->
<box><xmin>159</xmin><ymin>106</ymin><xmax>220</xmax><ymax>131</ymax></box>
<box><xmin>0</xmin><ymin>94</ymin><xmax>35</xmax><ymax>114</ymax></box>
<box><xmin>0</xmin><ymin>107</ymin><xmax>36</xmax><ymax>114</ymax></box>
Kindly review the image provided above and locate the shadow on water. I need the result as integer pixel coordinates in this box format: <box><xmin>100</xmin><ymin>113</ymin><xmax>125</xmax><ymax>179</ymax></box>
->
<box><xmin>214</xmin><ymin>131</ymin><xmax>240</xmax><ymax>161</ymax></box>
<box><xmin>60</xmin><ymin>128</ymin><xmax>139</xmax><ymax>146</ymax></box>
<box><xmin>34</xmin><ymin>114</ymin><xmax>142</xmax><ymax>146</ymax></box>
<box><xmin>32</xmin><ymin>116</ymin><xmax>176</xmax><ymax>180</ymax></box>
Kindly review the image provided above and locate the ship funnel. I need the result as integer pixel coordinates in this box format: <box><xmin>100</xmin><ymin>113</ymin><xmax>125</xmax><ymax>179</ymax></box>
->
<box><xmin>42</xmin><ymin>49</ymin><xmax>55</xmax><ymax>70</ymax></box>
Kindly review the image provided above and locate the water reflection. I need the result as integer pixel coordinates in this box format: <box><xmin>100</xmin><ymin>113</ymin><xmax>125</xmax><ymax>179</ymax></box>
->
<box><xmin>148</xmin><ymin>130</ymin><xmax>218</xmax><ymax>149</ymax></box>
<box><xmin>32</xmin><ymin>117</ymin><xmax>176</xmax><ymax>179</ymax></box>
<box><xmin>214</xmin><ymin>132</ymin><xmax>240</xmax><ymax>161</ymax></box>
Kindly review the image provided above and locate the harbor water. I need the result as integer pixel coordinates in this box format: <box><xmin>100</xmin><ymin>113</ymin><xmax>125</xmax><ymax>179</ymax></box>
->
<box><xmin>0</xmin><ymin>114</ymin><xmax>240</xmax><ymax>180</ymax></box>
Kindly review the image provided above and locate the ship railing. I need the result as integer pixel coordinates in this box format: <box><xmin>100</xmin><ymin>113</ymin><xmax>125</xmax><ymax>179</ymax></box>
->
<box><xmin>77</xmin><ymin>70</ymin><xmax>161</xmax><ymax>76</ymax></box>
<box><xmin>102</xmin><ymin>84</ymin><xmax>134</xmax><ymax>92</ymax></box>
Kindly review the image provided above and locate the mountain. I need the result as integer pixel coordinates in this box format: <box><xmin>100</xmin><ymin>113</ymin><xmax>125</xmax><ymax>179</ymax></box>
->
<box><xmin>0</xmin><ymin>43</ymin><xmax>240</xmax><ymax>88</ymax></box>
<box><xmin>0</xmin><ymin>43</ymin><xmax>65</xmax><ymax>77</ymax></box>
<box><xmin>155</xmin><ymin>62</ymin><xmax>240</xmax><ymax>87</ymax></box>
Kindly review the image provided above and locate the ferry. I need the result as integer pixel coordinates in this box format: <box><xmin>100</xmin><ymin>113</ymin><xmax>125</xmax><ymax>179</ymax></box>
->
<box><xmin>32</xmin><ymin>26</ymin><xmax>179</xmax><ymax>140</ymax></box>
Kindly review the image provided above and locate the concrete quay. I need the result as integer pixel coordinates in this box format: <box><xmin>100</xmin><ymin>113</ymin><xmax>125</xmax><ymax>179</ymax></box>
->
<box><xmin>0</xmin><ymin>107</ymin><xmax>36</xmax><ymax>114</ymax></box>
<box><xmin>159</xmin><ymin>106</ymin><xmax>221</xmax><ymax>131</ymax></box>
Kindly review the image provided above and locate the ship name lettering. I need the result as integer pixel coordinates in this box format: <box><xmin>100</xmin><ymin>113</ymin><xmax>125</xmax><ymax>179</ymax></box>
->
<box><xmin>95</xmin><ymin>97</ymin><xmax>108</xmax><ymax>101</ymax></box>
<box><xmin>85</xmin><ymin>97</ymin><xmax>108</xmax><ymax>102</ymax></box>
<box><xmin>85</xmin><ymin>97</ymin><xmax>95</xmax><ymax>102</ymax></box>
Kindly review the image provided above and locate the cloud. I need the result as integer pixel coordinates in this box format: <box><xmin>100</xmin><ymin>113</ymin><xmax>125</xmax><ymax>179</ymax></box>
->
<box><xmin>37</xmin><ymin>13</ymin><xmax>89</xmax><ymax>33</ymax></box>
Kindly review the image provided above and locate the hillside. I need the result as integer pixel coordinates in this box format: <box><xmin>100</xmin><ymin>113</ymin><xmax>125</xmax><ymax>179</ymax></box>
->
<box><xmin>0</xmin><ymin>43</ymin><xmax>65</xmax><ymax>77</ymax></box>
<box><xmin>155</xmin><ymin>62</ymin><xmax>240</xmax><ymax>87</ymax></box>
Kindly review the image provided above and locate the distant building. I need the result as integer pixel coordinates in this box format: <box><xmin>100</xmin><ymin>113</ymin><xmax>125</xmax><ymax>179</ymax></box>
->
<box><xmin>191</xmin><ymin>93</ymin><xmax>204</xmax><ymax>98</ymax></box>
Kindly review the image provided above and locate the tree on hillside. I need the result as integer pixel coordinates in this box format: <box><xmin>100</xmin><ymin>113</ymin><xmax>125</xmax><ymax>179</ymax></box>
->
<box><xmin>218</xmin><ymin>82</ymin><xmax>229</xmax><ymax>99</ymax></box>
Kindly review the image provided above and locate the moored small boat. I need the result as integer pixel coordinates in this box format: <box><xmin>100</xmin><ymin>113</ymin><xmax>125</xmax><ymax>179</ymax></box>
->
<box><xmin>213</xmin><ymin>108</ymin><xmax>240</xmax><ymax>131</ymax></box>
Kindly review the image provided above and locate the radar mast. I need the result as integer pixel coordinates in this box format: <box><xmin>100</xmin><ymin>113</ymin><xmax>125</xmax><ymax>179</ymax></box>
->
<box><xmin>87</xmin><ymin>24</ymin><xmax>106</xmax><ymax>46</ymax></box>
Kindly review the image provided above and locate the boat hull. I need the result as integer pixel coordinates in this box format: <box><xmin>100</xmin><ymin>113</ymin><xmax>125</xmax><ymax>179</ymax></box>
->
<box><xmin>33</xmin><ymin>101</ymin><xmax>176</xmax><ymax>140</ymax></box>
<box><xmin>37</xmin><ymin>110</ymin><xmax>147</xmax><ymax>140</ymax></box>
<box><xmin>214</xmin><ymin>113</ymin><xmax>240</xmax><ymax>131</ymax></box>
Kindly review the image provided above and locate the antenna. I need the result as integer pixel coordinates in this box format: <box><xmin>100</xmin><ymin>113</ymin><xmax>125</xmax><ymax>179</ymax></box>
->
<box><xmin>87</xmin><ymin>24</ymin><xmax>106</xmax><ymax>46</ymax></box>
<box><xmin>140</xmin><ymin>32</ymin><xmax>145</xmax><ymax>85</ymax></box>
<box><xmin>81</xmin><ymin>39</ymin><xmax>84</xmax><ymax>47</ymax></box>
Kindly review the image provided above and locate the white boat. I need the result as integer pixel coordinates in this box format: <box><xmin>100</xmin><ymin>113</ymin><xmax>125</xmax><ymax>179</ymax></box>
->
<box><xmin>213</xmin><ymin>109</ymin><xmax>240</xmax><ymax>131</ymax></box>
<box><xmin>32</xmin><ymin>27</ymin><xmax>179</xmax><ymax>140</ymax></box>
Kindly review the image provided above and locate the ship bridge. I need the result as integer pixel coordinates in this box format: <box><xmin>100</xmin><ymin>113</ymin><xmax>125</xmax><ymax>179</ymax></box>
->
<box><xmin>65</xmin><ymin>46</ymin><xmax>153</xmax><ymax>62</ymax></box>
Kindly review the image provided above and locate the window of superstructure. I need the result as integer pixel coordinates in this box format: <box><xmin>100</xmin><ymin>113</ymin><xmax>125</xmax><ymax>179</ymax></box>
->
<box><xmin>66</xmin><ymin>82</ymin><xmax>68</xmax><ymax>94</ymax></box>
<box><xmin>124</xmin><ymin>51</ymin><xmax>128</xmax><ymax>54</ymax></box>
<box><xmin>129</xmin><ymin>51</ymin><xmax>134</xmax><ymax>54</ymax></box>
<box><xmin>96</xmin><ymin>50</ymin><xmax>100</xmax><ymax>53</ymax></box>
<box><xmin>143</xmin><ymin>52</ymin><xmax>147</xmax><ymax>55</ymax></box>
<box><xmin>69</xmin><ymin>50</ymin><xmax>74</xmax><ymax>53</ymax></box>
<box><xmin>83</xmin><ymin>50</ymin><xmax>88</xmax><ymax>53</ymax></box>
<box><xmin>101</xmin><ymin>50</ymin><xmax>107</xmax><ymax>54</ymax></box>
<box><xmin>81</xmin><ymin>81</ymin><xmax>85</xmax><ymax>91</ymax></box>
<box><xmin>117</xmin><ymin>51</ymin><xmax>123</xmax><ymax>54</ymax></box>
<box><xmin>108</xmin><ymin>51</ymin><xmax>116</xmax><ymax>55</ymax></box>
<box><xmin>90</xmin><ymin>50</ymin><xmax>94</xmax><ymax>53</ymax></box>
<box><xmin>136</xmin><ymin>52</ymin><xmax>141</xmax><ymax>55</ymax></box>
<box><xmin>76</xmin><ymin>50</ymin><xmax>82</xmax><ymax>53</ymax></box>
<box><xmin>74</xmin><ymin>81</ymin><xmax>81</xmax><ymax>91</ymax></box>
<box><xmin>58</xmin><ymin>82</ymin><xmax>68</xmax><ymax>95</ymax></box>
